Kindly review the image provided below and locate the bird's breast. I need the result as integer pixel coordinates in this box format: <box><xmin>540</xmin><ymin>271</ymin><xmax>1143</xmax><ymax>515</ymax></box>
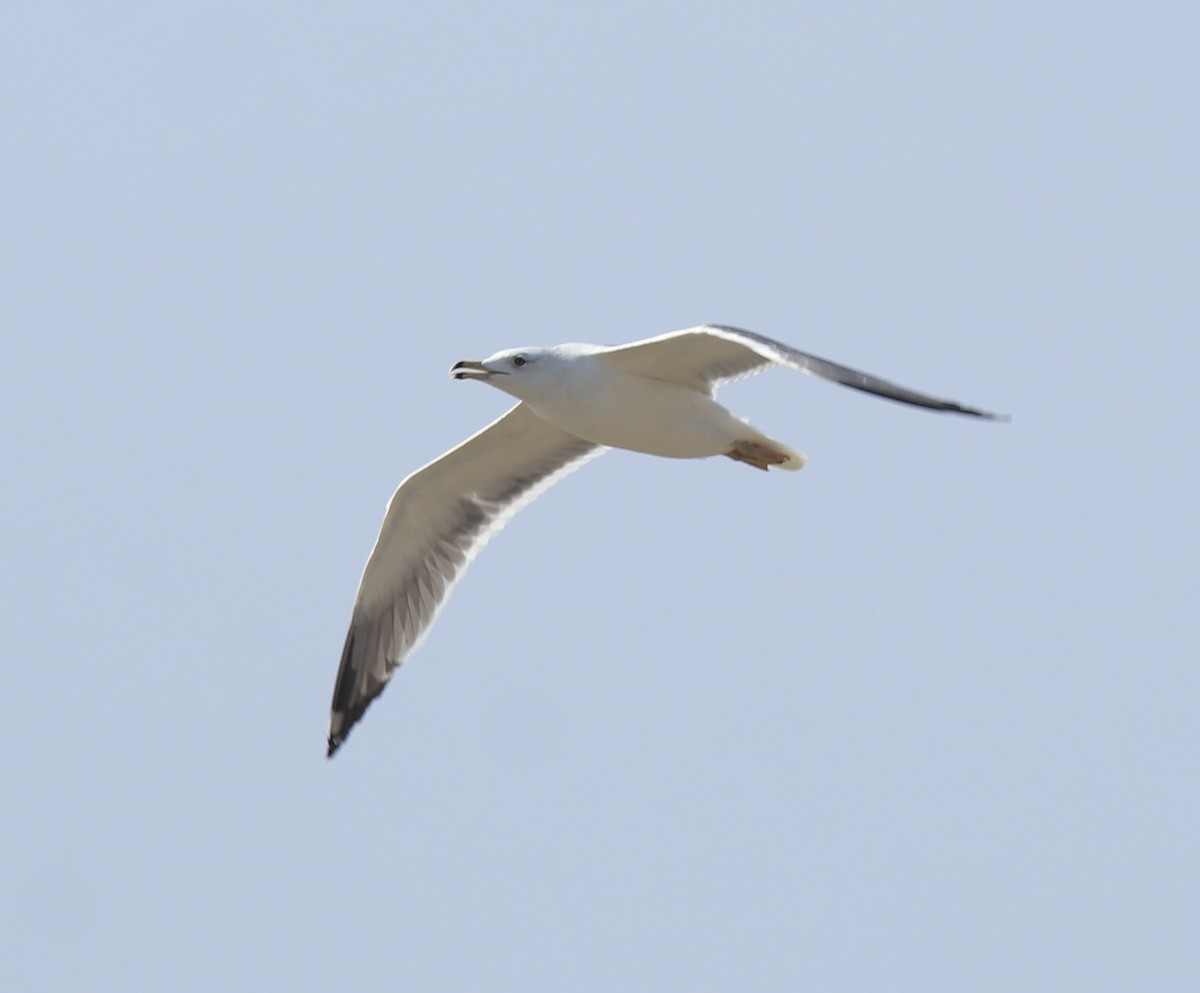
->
<box><xmin>526</xmin><ymin>370</ymin><xmax>739</xmax><ymax>459</ymax></box>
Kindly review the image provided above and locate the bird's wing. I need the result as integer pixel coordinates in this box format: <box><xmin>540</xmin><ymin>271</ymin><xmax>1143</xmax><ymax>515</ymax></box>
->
<box><xmin>328</xmin><ymin>402</ymin><xmax>605</xmax><ymax>756</ymax></box>
<box><xmin>596</xmin><ymin>325</ymin><xmax>775</xmax><ymax>393</ymax></box>
<box><xmin>597</xmin><ymin>324</ymin><xmax>1007</xmax><ymax>419</ymax></box>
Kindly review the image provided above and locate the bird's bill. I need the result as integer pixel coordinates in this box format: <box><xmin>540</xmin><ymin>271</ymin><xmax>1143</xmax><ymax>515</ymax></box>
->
<box><xmin>450</xmin><ymin>359</ymin><xmax>500</xmax><ymax>381</ymax></box>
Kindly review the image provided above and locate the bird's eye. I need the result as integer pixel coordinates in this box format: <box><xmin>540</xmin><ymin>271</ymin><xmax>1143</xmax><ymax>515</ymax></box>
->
<box><xmin>512</xmin><ymin>356</ymin><xmax>527</xmax><ymax>367</ymax></box>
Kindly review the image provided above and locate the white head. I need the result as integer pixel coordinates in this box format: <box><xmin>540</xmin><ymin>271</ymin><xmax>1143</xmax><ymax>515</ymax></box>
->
<box><xmin>450</xmin><ymin>345</ymin><xmax>592</xmax><ymax>402</ymax></box>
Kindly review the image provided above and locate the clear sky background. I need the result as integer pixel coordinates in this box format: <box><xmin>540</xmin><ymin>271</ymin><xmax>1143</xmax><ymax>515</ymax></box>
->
<box><xmin>3</xmin><ymin>3</ymin><xmax>1197</xmax><ymax>991</ymax></box>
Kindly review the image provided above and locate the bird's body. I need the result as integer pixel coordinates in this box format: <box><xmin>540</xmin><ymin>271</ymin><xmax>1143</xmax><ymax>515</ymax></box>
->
<box><xmin>327</xmin><ymin>325</ymin><xmax>1005</xmax><ymax>756</ymax></box>
<box><xmin>497</xmin><ymin>345</ymin><xmax>796</xmax><ymax>462</ymax></box>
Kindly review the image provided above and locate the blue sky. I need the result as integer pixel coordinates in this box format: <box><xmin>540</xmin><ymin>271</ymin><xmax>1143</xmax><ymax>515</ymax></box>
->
<box><xmin>3</xmin><ymin>2</ymin><xmax>1197</xmax><ymax>991</ymax></box>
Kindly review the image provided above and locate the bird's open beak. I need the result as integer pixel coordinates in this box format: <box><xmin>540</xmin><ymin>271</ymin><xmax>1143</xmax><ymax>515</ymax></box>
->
<box><xmin>450</xmin><ymin>360</ymin><xmax>495</xmax><ymax>381</ymax></box>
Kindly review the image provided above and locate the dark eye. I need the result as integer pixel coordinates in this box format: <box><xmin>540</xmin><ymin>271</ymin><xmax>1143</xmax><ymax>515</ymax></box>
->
<box><xmin>512</xmin><ymin>356</ymin><xmax>527</xmax><ymax>367</ymax></box>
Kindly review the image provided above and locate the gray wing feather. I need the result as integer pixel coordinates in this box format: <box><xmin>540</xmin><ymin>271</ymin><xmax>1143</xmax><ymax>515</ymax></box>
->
<box><xmin>598</xmin><ymin>324</ymin><xmax>1007</xmax><ymax>419</ymax></box>
<box><xmin>707</xmin><ymin>325</ymin><xmax>1007</xmax><ymax>419</ymax></box>
<box><xmin>328</xmin><ymin>403</ymin><xmax>604</xmax><ymax>756</ymax></box>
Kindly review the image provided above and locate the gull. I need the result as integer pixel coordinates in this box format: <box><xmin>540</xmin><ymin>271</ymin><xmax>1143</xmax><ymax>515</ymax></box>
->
<box><xmin>326</xmin><ymin>324</ymin><xmax>1005</xmax><ymax>756</ymax></box>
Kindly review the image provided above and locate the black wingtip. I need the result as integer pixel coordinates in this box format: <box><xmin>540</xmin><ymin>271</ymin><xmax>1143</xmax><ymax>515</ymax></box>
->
<box><xmin>327</xmin><ymin>723</ymin><xmax>351</xmax><ymax>758</ymax></box>
<box><xmin>966</xmin><ymin>408</ymin><xmax>1011</xmax><ymax>422</ymax></box>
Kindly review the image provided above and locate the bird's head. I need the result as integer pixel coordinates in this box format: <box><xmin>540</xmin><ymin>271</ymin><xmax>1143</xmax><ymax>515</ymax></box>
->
<box><xmin>450</xmin><ymin>346</ymin><xmax>564</xmax><ymax>401</ymax></box>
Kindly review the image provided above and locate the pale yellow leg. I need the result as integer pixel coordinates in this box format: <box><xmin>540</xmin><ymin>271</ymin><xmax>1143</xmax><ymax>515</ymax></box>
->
<box><xmin>724</xmin><ymin>439</ymin><xmax>791</xmax><ymax>471</ymax></box>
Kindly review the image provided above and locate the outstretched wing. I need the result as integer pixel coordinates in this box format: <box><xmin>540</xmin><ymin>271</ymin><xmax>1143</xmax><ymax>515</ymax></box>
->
<box><xmin>597</xmin><ymin>324</ymin><xmax>1007</xmax><ymax>419</ymax></box>
<box><xmin>328</xmin><ymin>402</ymin><xmax>605</xmax><ymax>756</ymax></box>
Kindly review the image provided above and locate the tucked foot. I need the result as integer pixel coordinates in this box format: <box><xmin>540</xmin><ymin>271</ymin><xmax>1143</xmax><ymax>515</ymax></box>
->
<box><xmin>724</xmin><ymin>439</ymin><xmax>801</xmax><ymax>471</ymax></box>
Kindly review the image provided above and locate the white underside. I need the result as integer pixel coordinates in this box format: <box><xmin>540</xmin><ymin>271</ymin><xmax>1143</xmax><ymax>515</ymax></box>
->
<box><xmin>522</xmin><ymin>366</ymin><xmax>784</xmax><ymax>459</ymax></box>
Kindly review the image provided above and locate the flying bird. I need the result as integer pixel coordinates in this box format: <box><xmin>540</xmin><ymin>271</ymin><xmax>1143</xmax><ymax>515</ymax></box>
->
<box><xmin>327</xmin><ymin>325</ymin><xmax>1005</xmax><ymax>756</ymax></box>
